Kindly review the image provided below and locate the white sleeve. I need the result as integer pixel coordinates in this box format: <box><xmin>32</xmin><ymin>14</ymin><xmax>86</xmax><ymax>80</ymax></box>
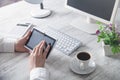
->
<box><xmin>0</xmin><ymin>36</ymin><xmax>16</xmax><ymax>53</ymax></box>
<box><xmin>30</xmin><ymin>68</ymin><xmax>49</xmax><ymax>80</ymax></box>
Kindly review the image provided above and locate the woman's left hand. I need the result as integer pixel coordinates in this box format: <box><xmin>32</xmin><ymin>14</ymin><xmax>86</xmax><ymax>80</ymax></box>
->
<box><xmin>15</xmin><ymin>31</ymin><xmax>31</xmax><ymax>53</ymax></box>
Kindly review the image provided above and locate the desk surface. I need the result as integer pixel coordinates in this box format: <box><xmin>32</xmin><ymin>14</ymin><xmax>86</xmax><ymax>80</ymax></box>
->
<box><xmin>0</xmin><ymin>0</ymin><xmax>120</xmax><ymax>80</ymax></box>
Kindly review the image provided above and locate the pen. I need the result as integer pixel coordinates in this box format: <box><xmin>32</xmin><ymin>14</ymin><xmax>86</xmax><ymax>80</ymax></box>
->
<box><xmin>16</xmin><ymin>23</ymin><xmax>30</xmax><ymax>27</ymax></box>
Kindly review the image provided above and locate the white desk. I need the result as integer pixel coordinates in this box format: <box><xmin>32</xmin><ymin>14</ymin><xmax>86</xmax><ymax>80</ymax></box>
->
<box><xmin>0</xmin><ymin>0</ymin><xmax>120</xmax><ymax>80</ymax></box>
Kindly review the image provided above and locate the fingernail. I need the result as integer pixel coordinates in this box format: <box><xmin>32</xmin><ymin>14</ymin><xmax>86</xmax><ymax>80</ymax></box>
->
<box><xmin>48</xmin><ymin>43</ymin><xmax>51</xmax><ymax>46</ymax></box>
<box><xmin>42</xmin><ymin>40</ymin><xmax>45</xmax><ymax>42</ymax></box>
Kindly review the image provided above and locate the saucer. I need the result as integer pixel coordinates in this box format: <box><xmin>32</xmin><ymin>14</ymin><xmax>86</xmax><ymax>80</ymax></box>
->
<box><xmin>70</xmin><ymin>58</ymin><xmax>96</xmax><ymax>74</ymax></box>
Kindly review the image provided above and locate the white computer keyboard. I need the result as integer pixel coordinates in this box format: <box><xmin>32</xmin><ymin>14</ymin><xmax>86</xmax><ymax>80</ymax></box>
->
<box><xmin>42</xmin><ymin>27</ymin><xmax>82</xmax><ymax>55</ymax></box>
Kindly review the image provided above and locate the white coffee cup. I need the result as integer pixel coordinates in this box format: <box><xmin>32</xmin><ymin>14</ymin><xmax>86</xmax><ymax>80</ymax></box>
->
<box><xmin>75</xmin><ymin>51</ymin><xmax>91</xmax><ymax>70</ymax></box>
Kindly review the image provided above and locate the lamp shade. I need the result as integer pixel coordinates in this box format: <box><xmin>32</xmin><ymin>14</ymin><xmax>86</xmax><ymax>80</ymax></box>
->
<box><xmin>24</xmin><ymin>0</ymin><xmax>43</xmax><ymax>4</ymax></box>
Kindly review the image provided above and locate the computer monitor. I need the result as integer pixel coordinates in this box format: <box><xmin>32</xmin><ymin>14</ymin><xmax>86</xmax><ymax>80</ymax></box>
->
<box><xmin>65</xmin><ymin>0</ymin><xmax>120</xmax><ymax>34</ymax></box>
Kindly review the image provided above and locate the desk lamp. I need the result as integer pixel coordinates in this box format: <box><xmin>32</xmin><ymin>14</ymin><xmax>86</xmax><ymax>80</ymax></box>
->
<box><xmin>24</xmin><ymin>0</ymin><xmax>51</xmax><ymax>18</ymax></box>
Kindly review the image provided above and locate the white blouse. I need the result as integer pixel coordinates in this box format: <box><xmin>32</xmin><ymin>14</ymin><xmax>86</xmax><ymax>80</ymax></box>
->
<box><xmin>0</xmin><ymin>36</ymin><xmax>49</xmax><ymax>80</ymax></box>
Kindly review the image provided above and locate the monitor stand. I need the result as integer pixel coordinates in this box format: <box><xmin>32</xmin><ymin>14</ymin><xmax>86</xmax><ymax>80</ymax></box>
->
<box><xmin>70</xmin><ymin>8</ymin><xmax>120</xmax><ymax>35</ymax></box>
<box><xmin>115</xmin><ymin>8</ymin><xmax>120</xmax><ymax>24</ymax></box>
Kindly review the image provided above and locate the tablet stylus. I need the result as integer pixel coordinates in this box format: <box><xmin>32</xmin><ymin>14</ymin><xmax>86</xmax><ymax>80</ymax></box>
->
<box><xmin>17</xmin><ymin>23</ymin><xmax>30</xmax><ymax>27</ymax></box>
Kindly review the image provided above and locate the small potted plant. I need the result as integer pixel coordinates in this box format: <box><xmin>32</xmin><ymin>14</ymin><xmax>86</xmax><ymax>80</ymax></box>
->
<box><xmin>96</xmin><ymin>22</ymin><xmax>120</xmax><ymax>56</ymax></box>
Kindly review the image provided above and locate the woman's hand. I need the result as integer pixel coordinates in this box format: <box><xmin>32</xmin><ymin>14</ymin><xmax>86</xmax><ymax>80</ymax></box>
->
<box><xmin>29</xmin><ymin>40</ymin><xmax>50</xmax><ymax>70</ymax></box>
<box><xmin>15</xmin><ymin>31</ymin><xmax>31</xmax><ymax>53</ymax></box>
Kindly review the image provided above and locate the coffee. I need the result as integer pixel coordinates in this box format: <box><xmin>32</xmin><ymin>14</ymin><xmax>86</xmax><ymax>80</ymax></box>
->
<box><xmin>77</xmin><ymin>52</ymin><xmax>90</xmax><ymax>61</ymax></box>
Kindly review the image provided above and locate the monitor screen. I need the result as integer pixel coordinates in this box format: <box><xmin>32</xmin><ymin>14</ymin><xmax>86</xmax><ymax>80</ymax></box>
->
<box><xmin>67</xmin><ymin>0</ymin><xmax>115</xmax><ymax>21</ymax></box>
<box><xmin>66</xmin><ymin>0</ymin><xmax>119</xmax><ymax>24</ymax></box>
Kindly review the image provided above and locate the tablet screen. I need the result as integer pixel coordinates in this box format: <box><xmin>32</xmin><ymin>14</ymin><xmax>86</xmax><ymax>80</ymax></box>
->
<box><xmin>25</xmin><ymin>28</ymin><xmax>56</xmax><ymax>58</ymax></box>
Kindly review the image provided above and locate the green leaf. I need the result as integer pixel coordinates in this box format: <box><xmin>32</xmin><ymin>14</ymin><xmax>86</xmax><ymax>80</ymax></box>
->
<box><xmin>96</xmin><ymin>22</ymin><xmax>120</xmax><ymax>54</ymax></box>
<box><xmin>97</xmin><ymin>37</ymin><xmax>101</xmax><ymax>42</ymax></box>
<box><xmin>111</xmin><ymin>46</ymin><xmax>120</xmax><ymax>54</ymax></box>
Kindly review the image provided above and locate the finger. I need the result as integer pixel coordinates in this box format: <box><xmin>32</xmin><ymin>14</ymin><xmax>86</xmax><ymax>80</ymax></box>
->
<box><xmin>24</xmin><ymin>48</ymin><xmax>30</xmax><ymax>53</ymax></box>
<box><xmin>36</xmin><ymin>40</ymin><xmax>43</xmax><ymax>48</ymax></box>
<box><xmin>38</xmin><ymin>40</ymin><xmax>46</xmax><ymax>56</ymax></box>
<box><xmin>34</xmin><ymin>40</ymin><xmax>44</xmax><ymax>56</ymax></box>
<box><xmin>23</xmin><ymin>30</ymin><xmax>32</xmax><ymax>39</ymax></box>
<box><xmin>43</xmin><ymin>45</ymin><xmax>51</xmax><ymax>58</ymax></box>
<box><xmin>31</xmin><ymin>47</ymin><xmax>37</xmax><ymax>55</ymax></box>
<box><xmin>34</xmin><ymin>47</ymin><xmax>39</xmax><ymax>56</ymax></box>
<box><xmin>33</xmin><ymin>46</ymin><xmax>40</xmax><ymax>56</ymax></box>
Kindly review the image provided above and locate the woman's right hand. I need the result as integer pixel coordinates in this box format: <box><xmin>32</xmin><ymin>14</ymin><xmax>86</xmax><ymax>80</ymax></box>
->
<box><xmin>29</xmin><ymin>40</ymin><xmax>50</xmax><ymax>71</ymax></box>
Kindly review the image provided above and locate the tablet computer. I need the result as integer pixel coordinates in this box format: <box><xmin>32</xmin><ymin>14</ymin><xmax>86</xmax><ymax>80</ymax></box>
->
<box><xmin>25</xmin><ymin>28</ymin><xmax>56</xmax><ymax>58</ymax></box>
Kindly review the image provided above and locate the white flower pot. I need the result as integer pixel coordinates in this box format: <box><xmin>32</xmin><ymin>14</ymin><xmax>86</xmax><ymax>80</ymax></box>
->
<box><xmin>103</xmin><ymin>44</ymin><xmax>113</xmax><ymax>56</ymax></box>
<box><xmin>102</xmin><ymin>42</ymin><xmax>118</xmax><ymax>56</ymax></box>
